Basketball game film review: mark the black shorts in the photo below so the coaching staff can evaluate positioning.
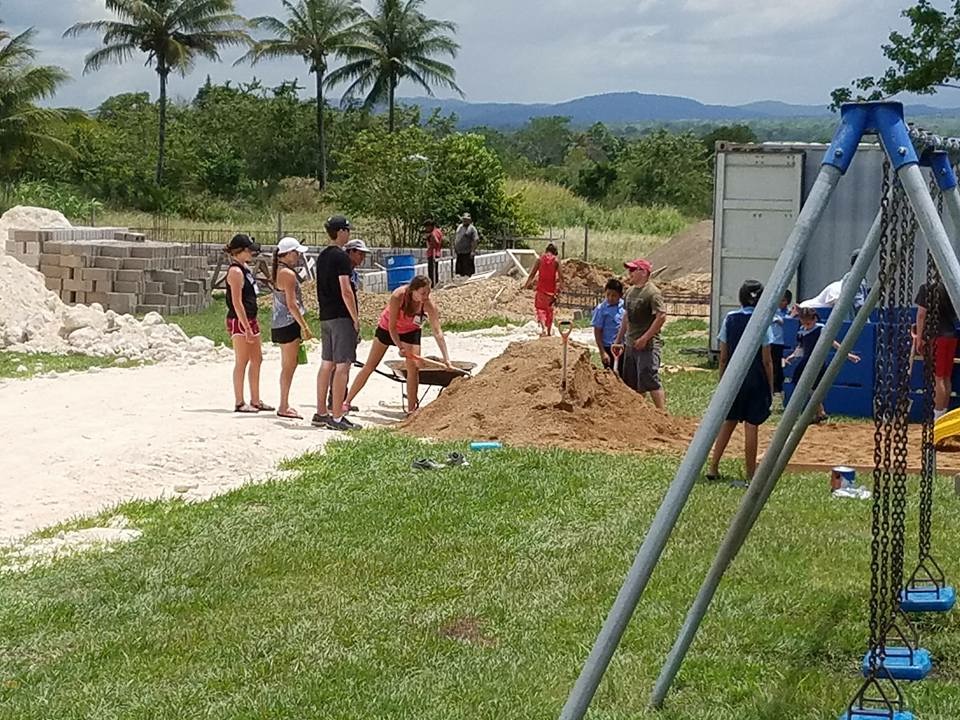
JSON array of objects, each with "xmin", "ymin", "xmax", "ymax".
[
  {"xmin": 271, "ymin": 322, "xmax": 301, "ymax": 345},
  {"xmin": 375, "ymin": 326, "xmax": 422, "ymax": 347}
]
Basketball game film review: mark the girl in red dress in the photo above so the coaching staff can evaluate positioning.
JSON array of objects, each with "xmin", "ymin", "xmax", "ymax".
[{"xmin": 525, "ymin": 243, "xmax": 563, "ymax": 336}]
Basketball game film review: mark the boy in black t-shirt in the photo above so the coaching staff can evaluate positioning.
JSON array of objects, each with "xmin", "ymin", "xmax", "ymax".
[{"xmin": 313, "ymin": 215, "xmax": 361, "ymax": 431}]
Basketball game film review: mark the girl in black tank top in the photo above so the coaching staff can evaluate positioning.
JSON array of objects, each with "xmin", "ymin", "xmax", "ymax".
[{"xmin": 224, "ymin": 235, "xmax": 274, "ymax": 414}]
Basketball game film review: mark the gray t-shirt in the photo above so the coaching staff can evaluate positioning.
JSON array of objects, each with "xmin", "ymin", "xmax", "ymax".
[{"xmin": 454, "ymin": 224, "xmax": 479, "ymax": 254}]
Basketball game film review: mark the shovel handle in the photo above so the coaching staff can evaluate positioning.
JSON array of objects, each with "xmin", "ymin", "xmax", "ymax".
[{"xmin": 558, "ymin": 320, "xmax": 573, "ymax": 341}]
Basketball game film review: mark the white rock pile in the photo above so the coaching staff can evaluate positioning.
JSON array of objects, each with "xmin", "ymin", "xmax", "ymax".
[{"xmin": 0, "ymin": 206, "xmax": 226, "ymax": 363}]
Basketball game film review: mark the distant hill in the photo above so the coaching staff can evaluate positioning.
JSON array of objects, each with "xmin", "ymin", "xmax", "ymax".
[{"xmin": 401, "ymin": 91, "xmax": 960, "ymax": 129}]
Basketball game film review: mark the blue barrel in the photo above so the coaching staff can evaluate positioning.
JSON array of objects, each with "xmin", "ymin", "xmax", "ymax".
[{"xmin": 386, "ymin": 254, "xmax": 416, "ymax": 291}]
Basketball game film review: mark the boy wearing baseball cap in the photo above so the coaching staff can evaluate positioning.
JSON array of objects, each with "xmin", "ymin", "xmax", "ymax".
[
  {"xmin": 616, "ymin": 258, "xmax": 668, "ymax": 409},
  {"xmin": 314, "ymin": 215, "xmax": 361, "ymax": 431}
]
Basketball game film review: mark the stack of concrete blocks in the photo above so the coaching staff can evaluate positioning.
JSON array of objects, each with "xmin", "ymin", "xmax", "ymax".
[{"xmin": 5, "ymin": 228, "xmax": 211, "ymax": 316}]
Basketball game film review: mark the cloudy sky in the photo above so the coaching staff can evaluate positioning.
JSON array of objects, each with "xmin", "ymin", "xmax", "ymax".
[{"xmin": 5, "ymin": 0, "xmax": 956, "ymax": 110}]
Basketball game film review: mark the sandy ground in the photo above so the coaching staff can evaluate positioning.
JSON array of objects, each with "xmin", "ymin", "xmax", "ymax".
[{"xmin": 1, "ymin": 323, "xmax": 572, "ymax": 545}]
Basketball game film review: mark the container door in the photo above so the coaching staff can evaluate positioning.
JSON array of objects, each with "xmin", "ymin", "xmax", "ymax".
[{"xmin": 710, "ymin": 151, "xmax": 804, "ymax": 352}]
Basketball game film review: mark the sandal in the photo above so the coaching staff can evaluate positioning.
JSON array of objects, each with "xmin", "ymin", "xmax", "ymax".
[
  {"xmin": 235, "ymin": 403, "xmax": 259, "ymax": 414},
  {"xmin": 255, "ymin": 401, "xmax": 276, "ymax": 412},
  {"xmin": 411, "ymin": 458, "xmax": 444, "ymax": 470},
  {"xmin": 705, "ymin": 472, "xmax": 722, "ymax": 482},
  {"xmin": 277, "ymin": 408, "xmax": 303, "ymax": 420}
]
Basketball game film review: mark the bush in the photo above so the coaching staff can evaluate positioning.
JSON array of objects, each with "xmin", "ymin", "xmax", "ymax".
[
  {"xmin": 2, "ymin": 181, "xmax": 103, "ymax": 221},
  {"xmin": 505, "ymin": 179, "xmax": 591, "ymax": 228},
  {"xmin": 507, "ymin": 178, "xmax": 689, "ymax": 237}
]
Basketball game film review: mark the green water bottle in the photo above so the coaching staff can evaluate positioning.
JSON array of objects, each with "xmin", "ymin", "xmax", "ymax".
[{"xmin": 297, "ymin": 343, "xmax": 308, "ymax": 365}]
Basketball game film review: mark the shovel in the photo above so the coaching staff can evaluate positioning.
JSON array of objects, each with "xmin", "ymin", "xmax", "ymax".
[
  {"xmin": 558, "ymin": 320, "xmax": 573, "ymax": 391},
  {"xmin": 610, "ymin": 343, "xmax": 625, "ymax": 375}
]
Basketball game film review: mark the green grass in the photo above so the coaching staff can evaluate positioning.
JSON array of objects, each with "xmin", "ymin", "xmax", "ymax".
[
  {"xmin": 0, "ymin": 351, "xmax": 140, "ymax": 379},
  {"xmin": 3, "ymin": 433, "xmax": 960, "ymax": 718},
  {"xmin": 162, "ymin": 301, "xmax": 259, "ymax": 347}
]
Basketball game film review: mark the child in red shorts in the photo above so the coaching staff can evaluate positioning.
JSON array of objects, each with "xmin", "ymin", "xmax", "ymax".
[{"xmin": 915, "ymin": 281, "xmax": 958, "ymax": 420}]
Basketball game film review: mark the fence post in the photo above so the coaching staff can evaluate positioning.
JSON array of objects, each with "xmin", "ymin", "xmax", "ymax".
[
  {"xmin": 562, "ymin": 241, "xmax": 566, "ymax": 259},
  {"xmin": 583, "ymin": 224, "xmax": 589, "ymax": 262},
  {"xmin": 276, "ymin": 213, "xmax": 283, "ymax": 242},
  {"xmin": 89, "ymin": 208, "xmax": 96, "ymax": 227}
]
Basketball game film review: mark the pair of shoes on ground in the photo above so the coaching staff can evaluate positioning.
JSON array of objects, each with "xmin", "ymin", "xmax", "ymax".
[
  {"xmin": 310, "ymin": 413, "xmax": 362, "ymax": 431},
  {"xmin": 412, "ymin": 452, "xmax": 469, "ymax": 470},
  {"xmin": 235, "ymin": 401, "xmax": 276, "ymax": 414},
  {"xmin": 704, "ymin": 473, "xmax": 748, "ymax": 489}
]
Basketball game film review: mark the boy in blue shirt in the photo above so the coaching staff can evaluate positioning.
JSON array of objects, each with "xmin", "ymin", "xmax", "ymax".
[{"xmin": 592, "ymin": 278, "xmax": 626, "ymax": 376}]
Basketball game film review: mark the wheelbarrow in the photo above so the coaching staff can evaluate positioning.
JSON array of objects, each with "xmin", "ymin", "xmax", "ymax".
[{"xmin": 357, "ymin": 356, "xmax": 476, "ymax": 410}]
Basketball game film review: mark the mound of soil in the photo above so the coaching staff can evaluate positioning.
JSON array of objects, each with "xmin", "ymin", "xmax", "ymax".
[
  {"xmin": 648, "ymin": 220, "xmax": 713, "ymax": 281},
  {"xmin": 401, "ymin": 338, "xmax": 694, "ymax": 453},
  {"xmin": 560, "ymin": 259, "xmax": 617, "ymax": 296}
]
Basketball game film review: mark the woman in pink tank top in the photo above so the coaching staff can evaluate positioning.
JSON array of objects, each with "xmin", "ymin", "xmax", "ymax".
[
  {"xmin": 524, "ymin": 243, "xmax": 563, "ymax": 336},
  {"xmin": 347, "ymin": 275, "xmax": 452, "ymax": 415}
]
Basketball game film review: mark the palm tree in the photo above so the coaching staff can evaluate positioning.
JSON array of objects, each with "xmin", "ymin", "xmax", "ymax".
[
  {"xmin": 326, "ymin": 0, "xmax": 462, "ymax": 133},
  {"xmin": 0, "ymin": 25, "xmax": 72, "ymax": 177},
  {"xmin": 65, "ymin": 0, "xmax": 250, "ymax": 185},
  {"xmin": 238, "ymin": 0, "xmax": 362, "ymax": 189}
]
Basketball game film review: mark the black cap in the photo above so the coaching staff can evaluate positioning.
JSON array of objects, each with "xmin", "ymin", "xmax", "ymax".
[
  {"xmin": 227, "ymin": 233, "xmax": 261, "ymax": 253},
  {"xmin": 325, "ymin": 215, "xmax": 351, "ymax": 232}
]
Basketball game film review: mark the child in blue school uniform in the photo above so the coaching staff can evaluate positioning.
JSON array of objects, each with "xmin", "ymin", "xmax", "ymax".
[
  {"xmin": 592, "ymin": 278, "xmax": 626, "ymax": 376},
  {"xmin": 770, "ymin": 289, "xmax": 792, "ymax": 404},
  {"xmin": 707, "ymin": 279, "xmax": 775, "ymax": 485},
  {"xmin": 783, "ymin": 307, "xmax": 860, "ymax": 423}
]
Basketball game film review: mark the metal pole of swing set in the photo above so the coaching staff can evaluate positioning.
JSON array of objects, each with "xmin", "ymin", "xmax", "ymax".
[
  {"xmin": 649, "ymin": 103, "xmax": 960, "ymax": 709},
  {"xmin": 650, "ymin": 206, "xmax": 883, "ymax": 707},
  {"xmin": 557, "ymin": 163, "xmax": 844, "ymax": 720},
  {"xmin": 902, "ymin": 162, "xmax": 960, "ymax": 323}
]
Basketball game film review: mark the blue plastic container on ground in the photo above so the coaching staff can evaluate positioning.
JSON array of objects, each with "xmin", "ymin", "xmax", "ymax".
[
  {"xmin": 860, "ymin": 646, "xmax": 933, "ymax": 681},
  {"xmin": 386, "ymin": 254, "xmax": 417, "ymax": 291}
]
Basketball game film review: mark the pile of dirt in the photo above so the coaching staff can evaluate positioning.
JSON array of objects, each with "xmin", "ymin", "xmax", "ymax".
[
  {"xmin": 560, "ymin": 259, "xmax": 617, "ymax": 295},
  {"xmin": 401, "ymin": 338, "xmax": 694, "ymax": 453},
  {"xmin": 648, "ymin": 220, "xmax": 713, "ymax": 281},
  {"xmin": 657, "ymin": 272, "xmax": 712, "ymax": 300},
  {"xmin": 297, "ymin": 276, "xmax": 535, "ymax": 325}
]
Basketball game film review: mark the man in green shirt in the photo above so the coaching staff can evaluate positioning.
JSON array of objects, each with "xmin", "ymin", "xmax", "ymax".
[{"xmin": 616, "ymin": 258, "xmax": 668, "ymax": 409}]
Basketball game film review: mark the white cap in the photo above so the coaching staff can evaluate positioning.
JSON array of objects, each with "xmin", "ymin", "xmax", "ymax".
[
  {"xmin": 344, "ymin": 238, "xmax": 371, "ymax": 253},
  {"xmin": 277, "ymin": 236, "xmax": 308, "ymax": 254}
]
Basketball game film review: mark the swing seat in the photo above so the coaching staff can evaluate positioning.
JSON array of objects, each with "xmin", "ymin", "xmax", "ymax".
[
  {"xmin": 900, "ymin": 584, "xmax": 956, "ymax": 613},
  {"xmin": 860, "ymin": 646, "xmax": 933, "ymax": 681},
  {"xmin": 839, "ymin": 709, "xmax": 914, "ymax": 720}
]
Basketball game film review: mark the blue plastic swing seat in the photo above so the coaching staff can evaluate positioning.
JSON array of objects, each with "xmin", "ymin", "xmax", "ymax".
[
  {"xmin": 839, "ymin": 709, "xmax": 914, "ymax": 720},
  {"xmin": 900, "ymin": 585, "xmax": 957, "ymax": 613},
  {"xmin": 861, "ymin": 646, "xmax": 933, "ymax": 681}
]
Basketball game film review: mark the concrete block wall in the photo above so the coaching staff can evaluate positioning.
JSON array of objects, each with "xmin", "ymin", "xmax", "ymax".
[
  {"xmin": 6, "ymin": 228, "xmax": 210, "ymax": 316},
  {"xmin": 358, "ymin": 251, "xmax": 513, "ymax": 294}
]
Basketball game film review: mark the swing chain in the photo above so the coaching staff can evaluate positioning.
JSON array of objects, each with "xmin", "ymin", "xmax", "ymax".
[
  {"xmin": 890, "ymin": 179, "xmax": 915, "ymax": 604},
  {"xmin": 869, "ymin": 157, "xmax": 894, "ymax": 669}
]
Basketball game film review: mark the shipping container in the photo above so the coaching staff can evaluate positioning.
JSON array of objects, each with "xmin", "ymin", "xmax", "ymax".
[{"xmin": 709, "ymin": 142, "xmax": 954, "ymax": 354}]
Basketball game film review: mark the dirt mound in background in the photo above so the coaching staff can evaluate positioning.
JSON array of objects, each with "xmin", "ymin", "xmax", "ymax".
[
  {"xmin": 560, "ymin": 259, "xmax": 618, "ymax": 295},
  {"xmin": 296, "ymin": 276, "xmax": 534, "ymax": 325},
  {"xmin": 401, "ymin": 338, "xmax": 694, "ymax": 453},
  {"xmin": 648, "ymin": 220, "xmax": 713, "ymax": 281}
]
